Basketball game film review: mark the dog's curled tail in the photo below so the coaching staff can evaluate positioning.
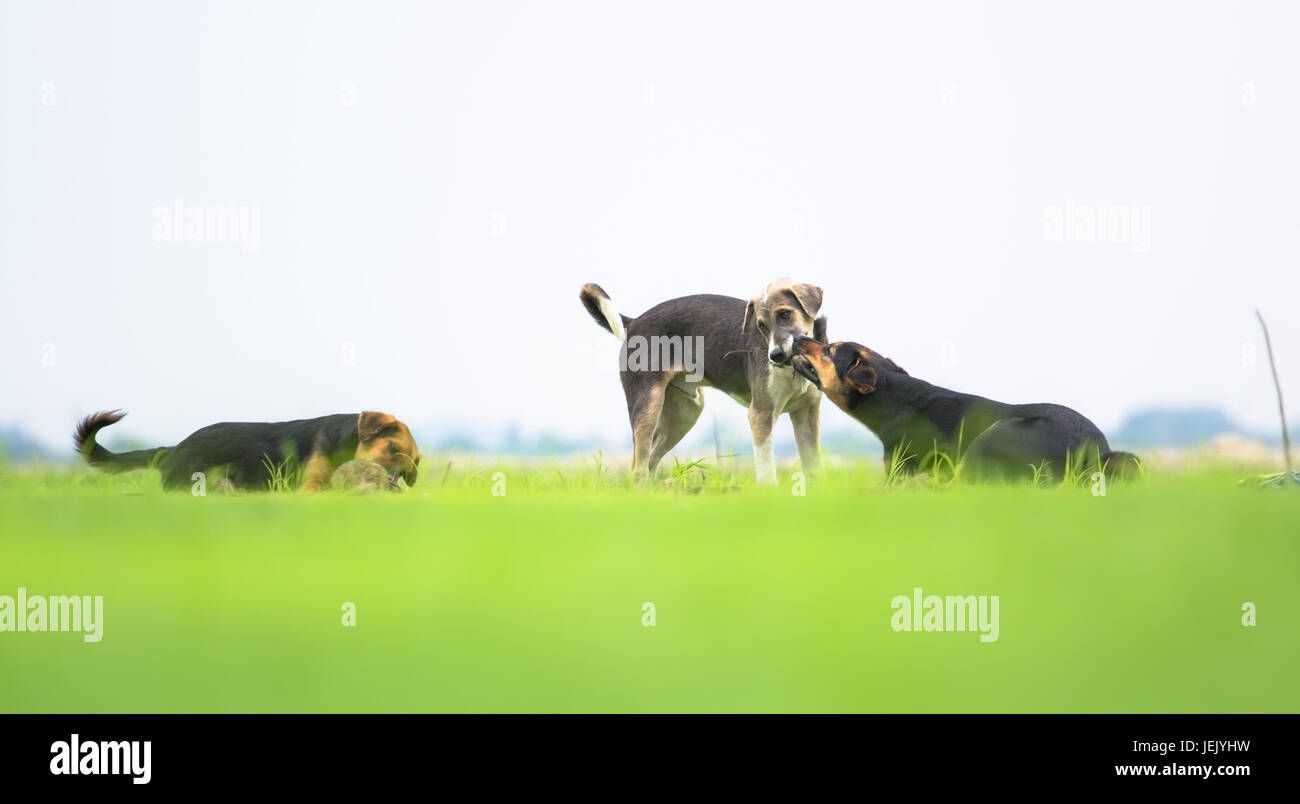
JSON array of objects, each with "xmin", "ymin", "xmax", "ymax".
[
  {"xmin": 580, "ymin": 283, "xmax": 629, "ymax": 342},
  {"xmin": 74, "ymin": 410, "xmax": 166, "ymax": 473},
  {"xmin": 1102, "ymin": 450, "xmax": 1142, "ymax": 481}
]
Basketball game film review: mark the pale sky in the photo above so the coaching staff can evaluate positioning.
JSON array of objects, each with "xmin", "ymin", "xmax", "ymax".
[{"xmin": 3, "ymin": 0, "xmax": 1298, "ymax": 456}]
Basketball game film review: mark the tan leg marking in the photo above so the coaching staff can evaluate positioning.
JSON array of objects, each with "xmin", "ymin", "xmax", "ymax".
[{"xmin": 300, "ymin": 452, "xmax": 334, "ymax": 493}]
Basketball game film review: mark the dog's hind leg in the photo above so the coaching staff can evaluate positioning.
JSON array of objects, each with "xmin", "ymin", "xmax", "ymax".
[
  {"xmin": 627, "ymin": 377, "xmax": 669, "ymax": 484},
  {"xmin": 648, "ymin": 381, "xmax": 705, "ymax": 474},
  {"xmin": 156, "ymin": 450, "xmax": 198, "ymax": 491},
  {"xmin": 160, "ymin": 466, "xmax": 194, "ymax": 491},
  {"xmin": 1102, "ymin": 450, "xmax": 1142, "ymax": 481},
  {"xmin": 961, "ymin": 418, "xmax": 1062, "ymax": 482}
]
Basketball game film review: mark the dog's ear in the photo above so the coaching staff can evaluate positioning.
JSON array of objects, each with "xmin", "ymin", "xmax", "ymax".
[
  {"xmin": 742, "ymin": 297, "xmax": 760, "ymax": 335},
  {"xmin": 863, "ymin": 345, "xmax": 907, "ymax": 376},
  {"xmin": 813, "ymin": 315, "xmax": 827, "ymax": 343},
  {"xmin": 844, "ymin": 355, "xmax": 878, "ymax": 395},
  {"xmin": 357, "ymin": 411, "xmax": 397, "ymax": 442},
  {"xmin": 791, "ymin": 283, "xmax": 824, "ymax": 318}
]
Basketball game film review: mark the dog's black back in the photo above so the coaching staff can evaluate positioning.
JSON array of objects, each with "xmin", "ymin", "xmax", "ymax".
[
  {"xmin": 626, "ymin": 294, "xmax": 753, "ymax": 401},
  {"xmin": 161, "ymin": 415, "xmax": 362, "ymax": 488},
  {"xmin": 864, "ymin": 370, "xmax": 1110, "ymax": 463}
]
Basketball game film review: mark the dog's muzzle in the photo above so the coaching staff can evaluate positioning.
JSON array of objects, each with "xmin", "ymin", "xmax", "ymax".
[
  {"xmin": 791, "ymin": 355, "xmax": 820, "ymax": 387},
  {"xmin": 390, "ymin": 454, "xmax": 418, "ymax": 490},
  {"xmin": 789, "ymin": 336, "xmax": 821, "ymax": 385},
  {"xmin": 769, "ymin": 334, "xmax": 802, "ymax": 366}
]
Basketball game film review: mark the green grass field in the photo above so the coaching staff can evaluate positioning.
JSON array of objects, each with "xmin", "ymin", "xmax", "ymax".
[{"xmin": 0, "ymin": 458, "xmax": 1296, "ymax": 713}]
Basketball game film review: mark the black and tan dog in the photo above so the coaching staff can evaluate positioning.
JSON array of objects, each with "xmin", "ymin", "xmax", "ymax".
[
  {"xmin": 789, "ymin": 337, "xmax": 1139, "ymax": 481},
  {"xmin": 74, "ymin": 410, "xmax": 420, "ymax": 491}
]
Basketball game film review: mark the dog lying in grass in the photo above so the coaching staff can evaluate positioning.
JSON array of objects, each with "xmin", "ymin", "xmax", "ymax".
[
  {"xmin": 789, "ymin": 337, "xmax": 1140, "ymax": 482},
  {"xmin": 74, "ymin": 411, "xmax": 420, "ymax": 491}
]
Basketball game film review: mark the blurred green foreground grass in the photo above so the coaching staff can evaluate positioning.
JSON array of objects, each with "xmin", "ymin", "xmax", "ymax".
[{"xmin": 0, "ymin": 460, "xmax": 1296, "ymax": 712}]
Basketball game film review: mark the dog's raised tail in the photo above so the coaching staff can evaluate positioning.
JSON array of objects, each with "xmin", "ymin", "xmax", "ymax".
[
  {"xmin": 74, "ymin": 411, "xmax": 166, "ymax": 472},
  {"xmin": 580, "ymin": 283, "xmax": 629, "ymax": 342}
]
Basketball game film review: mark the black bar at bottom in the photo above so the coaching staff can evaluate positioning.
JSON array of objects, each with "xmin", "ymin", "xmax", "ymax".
[{"xmin": 0, "ymin": 714, "xmax": 1287, "ymax": 790}]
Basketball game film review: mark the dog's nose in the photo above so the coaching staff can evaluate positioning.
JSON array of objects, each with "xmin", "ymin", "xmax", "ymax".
[
  {"xmin": 769, "ymin": 348, "xmax": 786, "ymax": 363},
  {"xmin": 790, "ymin": 336, "xmax": 816, "ymax": 356}
]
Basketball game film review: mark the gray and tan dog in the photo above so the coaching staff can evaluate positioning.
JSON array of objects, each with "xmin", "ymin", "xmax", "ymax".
[{"xmin": 580, "ymin": 279, "xmax": 827, "ymax": 484}]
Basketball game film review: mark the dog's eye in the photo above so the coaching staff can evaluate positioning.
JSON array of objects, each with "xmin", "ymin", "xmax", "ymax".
[
  {"xmin": 777, "ymin": 310, "xmax": 792, "ymax": 322},
  {"xmin": 388, "ymin": 443, "xmax": 399, "ymax": 455}
]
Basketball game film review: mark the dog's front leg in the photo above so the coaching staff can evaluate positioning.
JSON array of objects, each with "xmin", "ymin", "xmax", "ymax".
[
  {"xmin": 748, "ymin": 405, "xmax": 778, "ymax": 485},
  {"xmin": 299, "ymin": 452, "xmax": 333, "ymax": 493},
  {"xmin": 790, "ymin": 401, "xmax": 822, "ymax": 479}
]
